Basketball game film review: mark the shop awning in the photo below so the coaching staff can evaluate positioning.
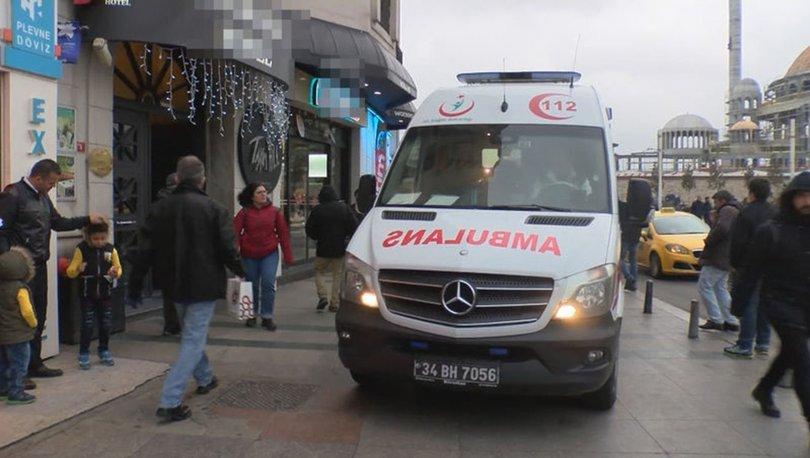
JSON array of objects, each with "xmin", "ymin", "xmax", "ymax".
[
  {"xmin": 383, "ymin": 101, "xmax": 416, "ymax": 130},
  {"xmin": 76, "ymin": 0, "xmax": 290, "ymax": 85},
  {"xmin": 291, "ymin": 19, "xmax": 417, "ymax": 113}
]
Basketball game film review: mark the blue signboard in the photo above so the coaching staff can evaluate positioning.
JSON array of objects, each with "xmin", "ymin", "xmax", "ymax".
[
  {"xmin": 57, "ymin": 21, "xmax": 81, "ymax": 64},
  {"xmin": 3, "ymin": 0, "xmax": 62, "ymax": 78}
]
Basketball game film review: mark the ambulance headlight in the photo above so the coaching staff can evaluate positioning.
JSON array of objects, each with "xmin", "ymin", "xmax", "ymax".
[
  {"xmin": 554, "ymin": 264, "xmax": 617, "ymax": 320},
  {"xmin": 342, "ymin": 254, "xmax": 379, "ymax": 308}
]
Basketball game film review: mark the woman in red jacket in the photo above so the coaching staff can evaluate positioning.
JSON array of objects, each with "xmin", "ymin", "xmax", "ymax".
[{"xmin": 234, "ymin": 183, "xmax": 293, "ymax": 331}]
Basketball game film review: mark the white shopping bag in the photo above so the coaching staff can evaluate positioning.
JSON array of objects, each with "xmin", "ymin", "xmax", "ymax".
[{"xmin": 227, "ymin": 278, "xmax": 255, "ymax": 320}]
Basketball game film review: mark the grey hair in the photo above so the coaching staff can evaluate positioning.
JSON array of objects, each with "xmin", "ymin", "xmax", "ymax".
[{"xmin": 176, "ymin": 156, "xmax": 205, "ymax": 186}]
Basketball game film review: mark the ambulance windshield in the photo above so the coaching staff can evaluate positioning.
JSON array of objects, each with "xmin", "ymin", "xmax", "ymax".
[{"xmin": 379, "ymin": 124, "xmax": 610, "ymax": 213}]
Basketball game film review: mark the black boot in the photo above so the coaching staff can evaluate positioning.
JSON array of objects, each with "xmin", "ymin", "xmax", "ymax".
[
  {"xmin": 752, "ymin": 385, "xmax": 781, "ymax": 418},
  {"xmin": 156, "ymin": 405, "xmax": 192, "ymax": 422},
  {"xmin": 262, "ymin": 318, "xmax": 277, "ymax": 331},
  {"xmin": 245, "ymin": 318, "xmax": 257, "ymax": 328}
]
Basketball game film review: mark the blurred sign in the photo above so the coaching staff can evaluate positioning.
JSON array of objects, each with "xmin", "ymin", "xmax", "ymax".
[
  {"xmin": 5, "ymin": 0, "xmax": 62, "ymax": 78},
  {"xmin": 57, "ymin": 21, "xmax": 81, "ymax": 64}
]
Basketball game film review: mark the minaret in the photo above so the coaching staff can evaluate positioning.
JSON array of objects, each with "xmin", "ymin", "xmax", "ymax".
[{"xmin": 727, "ymin": 0, "xmax": 742, "ymax": 129}]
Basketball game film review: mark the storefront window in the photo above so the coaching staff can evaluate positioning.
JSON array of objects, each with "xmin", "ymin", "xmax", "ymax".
[{"xmin": 287, "ymin": 137, "xmax": 331, "ymax": 264}]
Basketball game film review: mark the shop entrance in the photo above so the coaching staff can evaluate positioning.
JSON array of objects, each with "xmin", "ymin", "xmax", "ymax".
[{"xmin": 286, "ymin": 137, "xmax": 332, "ymax": 264}]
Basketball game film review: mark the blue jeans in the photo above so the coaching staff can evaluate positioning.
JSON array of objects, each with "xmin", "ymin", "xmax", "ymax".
[
  {"xmin": 698, "ymin": 265, "xmax": 737, "ymax": 324},
  {"xmin": 243, "ymin": 251, "xmax": 279, "ymax": 319},
  {"xmin": 159, "ymin": 301, "xmax": 215, "ymax": 409},
  {"xmin": 1, "ymin": 341, "xmax": 31, "ymax": 397},
  {"xmin": 620, "ymin": 240, "xmax": 639, "ymax": 284},
  {"xmin": 736, "ymin": 281, "xmax": 770, "ymax": 350}
]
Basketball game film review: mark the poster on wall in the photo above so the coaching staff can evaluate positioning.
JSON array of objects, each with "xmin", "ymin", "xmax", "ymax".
[
  {"xmin": 57, "ymin": 154, "xmax": 76, "ymax": 200},
  {"xmin": 57, "ymin": 21, "xmax": 81, "ymax": 64},
  {"xmin": 57, "ymin": 107, "xmax": 76, "ymax": 151}
]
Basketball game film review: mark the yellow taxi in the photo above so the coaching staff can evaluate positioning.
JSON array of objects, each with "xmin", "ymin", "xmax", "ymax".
[{"xmin": 636, "ymin": 208, "xmax": 710, "ymax": 278}]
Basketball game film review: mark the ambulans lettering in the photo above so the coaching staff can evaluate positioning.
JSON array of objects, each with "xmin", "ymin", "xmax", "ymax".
[{"xmin": 382, "ymin": 229, "xmax": 561, "ymax": 256}]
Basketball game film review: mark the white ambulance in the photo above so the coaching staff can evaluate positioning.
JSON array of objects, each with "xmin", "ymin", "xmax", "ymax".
[{"xmin": 337, "ymin": 72, "xmax": 640, "ymax": 409}]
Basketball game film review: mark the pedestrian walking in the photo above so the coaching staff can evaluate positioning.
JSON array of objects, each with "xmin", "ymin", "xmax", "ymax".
[
  {"xmin": 618, "ymin": 179, "xmax": 653, "ymax": 292},
  {"xmin": 128, "ymin": 156, "xmax": 245, "ymax": 422},
  {"xmin": 732, "ymin": 171, "xmax": 810, "ymax": 423},
  {"xmin": 233, "ymin": 183, "xmax": 293, "ymax": 331},
  {"xmin": 65, "ymin": 221, "xmax": 122, "ymax": 369},
  {"xmin": 690, "ymin": 197, "xmax": 705, "ymax": 220},
  {"xmin": 698, "ymin": 190, "xmax": 741, "ymax": 331},
  {"xmin": 0, "ymin": 247, "xmax": 37, "ymax": 405},
  {"xmin": 306, "ymin": 185, "xmax": 358, "ymax": 312},
  {"xmin": 157, "ymin": 172, "xmax": 181, "ymax": 335},
  {"xmin": 0, "ymin": 159, "xmax": 103, "ymax": 380},
  {"xmin": 725, "ymin": 178, "xmax": 776, "ymax": 358}
]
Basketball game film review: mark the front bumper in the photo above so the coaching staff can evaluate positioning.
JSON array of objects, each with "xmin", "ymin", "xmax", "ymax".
[
  {"xmin": 662, "ymin": 252, "xmax": 701, "ymax": 275},
  {"xmin": 335, "ymin": 299, "xmax": 621, "ymax": 396}
]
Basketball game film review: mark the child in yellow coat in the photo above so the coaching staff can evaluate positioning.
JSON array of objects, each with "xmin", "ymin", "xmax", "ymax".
[{"xmin": 0, "ymin": 247, "xmax": 37, "ymax": 405}]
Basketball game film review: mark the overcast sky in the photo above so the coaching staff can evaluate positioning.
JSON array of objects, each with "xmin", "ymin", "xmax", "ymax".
[{"xmin": 401, "ymin": 0, "xmax": 810, "ymax": 154}]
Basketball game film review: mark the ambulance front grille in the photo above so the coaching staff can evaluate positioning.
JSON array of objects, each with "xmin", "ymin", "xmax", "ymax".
[{"xmin": 378, "ymin": 270, "xmax": 553, "ymax": 327}]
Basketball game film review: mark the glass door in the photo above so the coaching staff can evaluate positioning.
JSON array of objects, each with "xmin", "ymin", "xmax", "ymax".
[{"xmin": 286, "ymin": 137, "xmax": 330, "ymax": 264}]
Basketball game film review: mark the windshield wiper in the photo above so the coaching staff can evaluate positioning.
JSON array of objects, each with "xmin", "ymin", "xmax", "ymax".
[{"xmin": 488, "ymin": 204, "xmax": 572, "ymax": 212}]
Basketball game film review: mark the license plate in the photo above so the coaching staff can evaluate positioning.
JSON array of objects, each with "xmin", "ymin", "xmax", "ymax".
[{"xmin": 413, "ymin": 357, "xmax": 500, "ymax": 387}]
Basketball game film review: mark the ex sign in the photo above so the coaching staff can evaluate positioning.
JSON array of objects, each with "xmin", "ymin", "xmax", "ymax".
[{"xmin": 3, "ymin": 0, "xmax": 62, "ymax": 79}]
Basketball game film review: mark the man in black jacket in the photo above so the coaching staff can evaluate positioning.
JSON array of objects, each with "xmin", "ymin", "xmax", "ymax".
[
  {"xmin": 698, "ymin": 190, "xmax": 741, "ymax": 331},
  {"xmin": 733, "ymin": 171, "xmax": 810, "ymax": 422},
  {"xmin": 725, "ymin": 178, "xmax": 776, "ymax": 358},
  {"xmin": 129, "ymin": 156, "xmax": 245, "ymax": 422},
  {"xmin": 306, "ymin": 185, "xmax": 358, "ymax": 312},
  {"xmin": 1, "ymin": 159, "xmax": 103, "ymax": 378},
  {"xmin": 156, "ymin": 172, "xmax": 180, "ymax": 336}
]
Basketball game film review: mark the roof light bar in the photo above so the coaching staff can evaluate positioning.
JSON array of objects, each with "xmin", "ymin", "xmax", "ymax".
[{"xmin": 457, "ymin": 71, "xmax": 582, "ymax": 84}]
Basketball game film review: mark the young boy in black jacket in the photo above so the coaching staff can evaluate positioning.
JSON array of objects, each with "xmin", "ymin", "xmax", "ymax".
[{"xmin": 66, "ymin": 222, "xmax": 122, "ymax": 370}]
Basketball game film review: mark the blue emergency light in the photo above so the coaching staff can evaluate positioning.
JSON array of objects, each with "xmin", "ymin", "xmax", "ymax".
[{"xmin": 457, "ymin": 71, "xmax": 581, "ymax": 84}]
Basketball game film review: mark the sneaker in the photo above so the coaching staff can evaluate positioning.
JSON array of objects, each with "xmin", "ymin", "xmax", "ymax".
[
  {"xmin": 699, "ymin": 321, "xmax": 724, "ymax": 331},
  {"xmin": 624, "ymin": 281, "xmax": 637, "ymax": 292},
  {"xmin": 724, "ymin": 345, "xmax": 753, "ymax": 359},
  {"xmin": 245, "ymin": 318, "xmax": 257, "ymax": 328},
  {"xmin": 196, "ymin": 376, "xmax": 219, "ymax": 395},
  {"xmin": 28, "ymin": 365, "xmax": 63, "ymax": 378},
  {"xmin": 316, "ymin": 298, "xmax": 328, "ymax": 313},
  {"xmin": 6, "ymin": 392, "xmax": 36, "ymax": 405},
  {"xmin": 723, "ymin": 322, "xmax": 741, "ymax": 332},
  {"xmin": 78, "ymin": 352, "xmax": 91, "ymax": 370},
  {"xmin": 99, "ymin": 350, "xmax": 115, "ymax": 367},
  {"xmin": 262, "ymin": 318, "xmax": 277, "ymax": 332},
  {"xmin": 24, "ymin": 378, "xmax": 36, "ymax": 390},
  {"xmin": 752, "ymin": 386, "xmax": 781, "ymax": 418},
  {"xmin": 755, "ymin": 346, "xmax": 770, "ymax": 356},
  {"xmin": 156, "ymin": 405, "xmax": 192, "ymax": 422},
  {"xmin": 162, "ymin": 327, "xmax": 181, "ymax": 337},
  {"xmin": 328, "ymin": 304, "xmax": 339, "ymax": 313}
]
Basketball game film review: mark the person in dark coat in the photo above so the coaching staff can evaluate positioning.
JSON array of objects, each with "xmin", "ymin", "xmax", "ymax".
[
  {"xmin": 618, "ymin": 179, "xmax": 653, "ymax": 291},
  {"xmin": 732, "ymin": 171, "xmax": 810, "ymax": 421},
  {"xmin": 690, "ymin": 197, "xmax": 705, "ymax": 220},
  {"xmin": 128, "ymin": 156, "xmax": 245, "ymax": 422},
  {"xmin": 702, "ymin": 197, "xmax": 712, "ymax": 223},
  {"xmin": 724, "ymin": 178, "xmax": 777, "ymax": 357},
  {"xmin": 1, "ymin": 159, "xmax": 103, "ymax": 379},
  {"xmin": 156, "ymin": 172, "xmax": 180, "ymax": 335},
  {"xmin": 305, "ymin": 185, "xmax": 358, "ymax": 312},
  {"xmin": 698, "ymin": 190, "xmax": 741, "ymax": 331}
]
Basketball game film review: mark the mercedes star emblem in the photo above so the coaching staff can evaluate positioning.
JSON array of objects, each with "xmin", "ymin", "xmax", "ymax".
[{"xmin": 441, "ymin": 280, "xmax": 477, "ymax": 316}]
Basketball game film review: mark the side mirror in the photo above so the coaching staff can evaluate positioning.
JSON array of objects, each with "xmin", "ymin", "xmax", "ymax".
[
  {"xmin": 356, "ymin": 174, "xmax": 376, "ymax": 214},
  {"xmin": 640, "ymin": 228, "xmax": 650, "ymax": 240}
]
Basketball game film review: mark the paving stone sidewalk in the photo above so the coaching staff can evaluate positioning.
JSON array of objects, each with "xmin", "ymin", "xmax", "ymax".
[{"xmin": 1, "ymin": 280, "xmax": 807, "ymax": 457}]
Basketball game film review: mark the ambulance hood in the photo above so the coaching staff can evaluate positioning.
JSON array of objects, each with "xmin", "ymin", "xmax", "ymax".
[{"xmin": 349, "ymin": 208, "xmax": 616, "ymax": 280}]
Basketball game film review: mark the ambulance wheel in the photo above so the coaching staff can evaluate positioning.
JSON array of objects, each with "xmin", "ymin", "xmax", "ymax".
[
  {"xmin": 350, "ymin": 371, "xmax": 379, "ymax": 389},
  {"xmin": 580, "ymin": 366, "xmax": 617, "ymax": 411},
  {"xmin": 649, "ymin": 252, "xmax": 664, "ymax": 279}
]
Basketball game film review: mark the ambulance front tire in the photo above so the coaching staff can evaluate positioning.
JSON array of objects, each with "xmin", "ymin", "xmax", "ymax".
[
  {"xmin": 579, "ymin": 366, "xmax": 617, "ymax": 411},
  {"xmin": 350, "ymin": 371, "xmax": 380, "ymax": 390}
]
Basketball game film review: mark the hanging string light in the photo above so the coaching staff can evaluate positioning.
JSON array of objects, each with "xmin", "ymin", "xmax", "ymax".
[
  {"xmin": 139, "ymin": 43, "xmax": 152, "ymax": 77},
  {"xmin": 182, "ymin": 54, "xmax": 198, "ymax": 125},
  {"xmin": 217, "ymin": 61, "xmax": 226, "ymax": 136},
  {"xmin": 164, "ymin": 48, "xmax": 177, "ymax": 121}
]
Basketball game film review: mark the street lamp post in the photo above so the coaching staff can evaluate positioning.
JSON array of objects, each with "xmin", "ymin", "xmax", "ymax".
[{"xmin": 657, "ymin": 148, "xmax": 663, "ymax": 209}]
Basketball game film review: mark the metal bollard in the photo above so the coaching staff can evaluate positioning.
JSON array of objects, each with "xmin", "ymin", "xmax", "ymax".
[
  {"xmin": 643, "ymin": 280, "xmax": 653, "ymax": 314},
  {"xmin": 688, "ymin": 300, "xmax": 700, "ymax": 339}
]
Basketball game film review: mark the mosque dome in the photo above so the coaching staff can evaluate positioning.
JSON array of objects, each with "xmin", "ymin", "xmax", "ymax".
[
  {"xmin": 662, "ymin": 114, "xmax": 714, "ymax": 131},
  {"xmin": 785, "ymin": 46, "xmax": 810, "ymax": 77},
  {"xmin": 732, "ymin": 77, "xmax": 761, "ymax": 97}
]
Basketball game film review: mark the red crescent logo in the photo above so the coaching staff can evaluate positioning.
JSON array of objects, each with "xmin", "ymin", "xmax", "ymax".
[
  {"xmin": 529, "ymin": 93, "xmax": 576, "ymax": 120},
  {"xmin": 439, "ymin": 99, "xmax": 475, "ymax": 117}
]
